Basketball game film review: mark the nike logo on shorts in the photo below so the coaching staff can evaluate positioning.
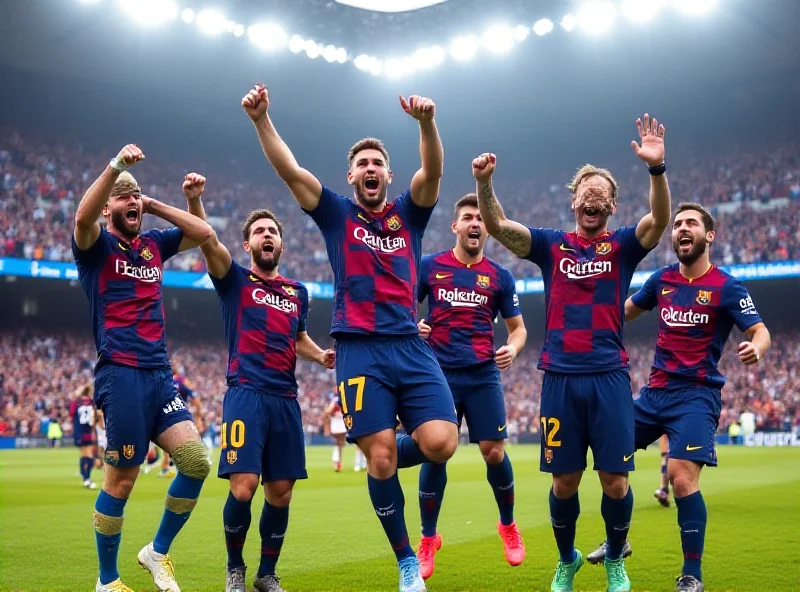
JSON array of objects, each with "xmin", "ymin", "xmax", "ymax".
[{"xmin": 686, "ymin": 445, "xmax": 703, "ymax": 451}]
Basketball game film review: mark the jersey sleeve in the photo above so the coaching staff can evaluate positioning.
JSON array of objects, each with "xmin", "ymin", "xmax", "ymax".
[
  {"xmin": 616, "ymin": 224, "xmax": 653, "ymax": 265},
  {"xmin": 150, "ymin": 227, "xmax": 184, "ymax": 262},
  {"xmin": 523, "ymin": 227, "xmax": 559, "ymax": 266},
  {"xmin": 71, "ymin": 229, "xmax": 108, "ymax": 269},
  {"xmin": 417, "ymin": 255, "xmax": 432, "ymax": 304},
  {"xmin": 630, "ymin": 269, "xmax": 660, "ymax": 311},
  {"xmin": 498, "ymin": 267, "xmax": 522, "ymax": 319},
  {"xmin": 721, "ymin": 278, "xmax": 764, "ymax": 332},
  {"xmin": 302, "ymin": 186, "xmax": 348, "ymax": 233},
  {"xmin": 298, "ymin": 284, "xmax": 309, "ymax": 333},
  {"xmin": 210, "ymin": 261, "xmax": 241, "ymax": 297},
  {"xmin": 396, "ymin": 189, "xmax": 434, "ymax": 234},
  {"xmin": 69, "ymin": 400, "xmax": 77, "ymax": 418}
]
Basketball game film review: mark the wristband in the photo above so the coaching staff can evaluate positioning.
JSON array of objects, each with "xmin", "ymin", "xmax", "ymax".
[
  {"xmin": 109, "ymin": 156, "xmax": 128, "ymax": 172},
  {"xmin": 648, "ymin": 162, "xmax": 666, "ymax": 176}
]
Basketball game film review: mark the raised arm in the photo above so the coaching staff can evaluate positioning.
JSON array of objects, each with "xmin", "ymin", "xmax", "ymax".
[
  {"xmin": 473, "ymin": 153, "xmax": 532, "ymax": 258},
  {"xmin": 400, "ymin": 95, "xmax": 443, "ymax": 208},
  {"xmin": 296, "ymin": 332, "xmax": 335, "ymax": 369},
  {"xmin": 140, "ymin": 192, "xmax": 214, "ymax": 251},
  {"xmin": 73, "ymin": 145, "xmax": 144, "ymax": 250},
  {"xmin": 183, "ymin": 173, "xmax": 233, "ymax": 279},
  {"xmin": 242, "ymin": 85, "xmax": 322, "ymax": 211},
  {"xmin": 632, "ymin": 114, "xmax": 671, "ymax": 250}
]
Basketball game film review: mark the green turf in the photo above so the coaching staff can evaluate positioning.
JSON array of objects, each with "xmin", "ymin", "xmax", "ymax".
[{"xmin": 1, "ymin": 445, "xmax": 798, "ymax": 591}]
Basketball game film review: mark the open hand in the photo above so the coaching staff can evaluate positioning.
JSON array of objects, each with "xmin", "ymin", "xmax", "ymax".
[{"xmin": 631, "ymin": 113, "xmax": 665, "ymax": 167}]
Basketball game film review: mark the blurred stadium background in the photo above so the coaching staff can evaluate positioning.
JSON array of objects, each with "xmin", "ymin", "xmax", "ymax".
[{"xmin": 0, "ymin": 0, "xmax": 799, "ymax": 590}]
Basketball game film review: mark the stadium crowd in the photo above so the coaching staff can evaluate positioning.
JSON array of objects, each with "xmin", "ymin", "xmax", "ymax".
[
  {"xmin": 1, "ymin": 130, "xmax": 799, "ymax": 281},
  {"xmin": 1, "ymin": 329, "xmax": 797, "ymax": 442}
]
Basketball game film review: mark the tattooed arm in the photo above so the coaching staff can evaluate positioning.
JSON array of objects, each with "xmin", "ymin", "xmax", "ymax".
[{"xmin": 473, "ymin": 153, "xmax": 532, "ymax": 258}]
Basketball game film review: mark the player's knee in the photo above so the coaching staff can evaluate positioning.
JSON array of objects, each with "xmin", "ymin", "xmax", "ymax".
[
  {"xmin": 171, "ymin": 440, "xmax": 211, "ymax": 480},
  {"xmin": 366, "ymin": 446, "xmax": 396, "ymax": 478},
  {"xmin": 669, "ymin": 469, "xmax": 699, "ymax": 498},
  {"xmin": 265, "ymin": 480, "xmax": 295, "ymax": 508},
  {"xmin": 552, "ymin": 472, "xmax": 582, "ymax": 498},
  {"xmin": 230, "ymin": 474, "xmax": 259, "ymax": 502},
  {"xmin": 479, "ymin": 440, "xmax": 505, "ymax": 465},
  {"xmin": 598, "ymin": 471, "xmax": 629, "ymax": 499},
  {"xmin": 418, "ymin": 426, "xmax": 458, "ymax": 463}
]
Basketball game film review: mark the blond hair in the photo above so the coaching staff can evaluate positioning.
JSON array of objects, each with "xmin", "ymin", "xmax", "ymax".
[{"xmin": 567, "ymin": 164, "xmax": 619, "ymax": 202}]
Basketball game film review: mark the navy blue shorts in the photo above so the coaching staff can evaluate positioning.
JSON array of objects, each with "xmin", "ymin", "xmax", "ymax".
[
  {"xmin": 334, "ymin": 336, "xmax": 457, "ymax": 442},
  {"xmin": 218, "ymin": 386, "xmax": 308, "ymax": 483},
  {"xmin": 539, "ymin": 369, "xmax": 635, "ymax": 474},
  {"xmin": 444, "ymin": 364, "xmax": 507, "ymax": 443},
  {"xmin": 634, "ymin": 385, "xmax": 721, "ymax": 467},
  {"xmin": 94, "ymin": 364, "xmax": 193, "ymax": 468}
]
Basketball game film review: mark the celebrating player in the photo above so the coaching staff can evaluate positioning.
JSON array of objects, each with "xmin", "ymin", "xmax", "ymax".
[
  {"xmin": 71, "ymin": 384, "xmax": 97, "ymax": 489},
  {"xmin": 185, "ymin": 188, "xmax": 334, "ymax": 592},
  {"xmin": 414, "ymin": 193, "xmax": 528, "ymax": 579},
  {"xmin": 475, "ymin": 114, "xmax": 672, "ymax": 592},
  {"xmin": 242, "ymin": 84, "xmax": 458, "ymax": 591},
  {"xmin": 588, "ymin": 203, "xmax": 771, "ymax": 592},
  {"xmin": 72, "ymin": 146, "xmax": 214, "ymax": 592}
]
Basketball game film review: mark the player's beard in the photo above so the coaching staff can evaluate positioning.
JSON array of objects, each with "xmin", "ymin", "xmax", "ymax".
[
  {"xmin": 253, "ymin": 244, "xmax": 282, "ymax": 272},
  {"xmin": 110, "ymin": 208, "xmax": 141, "ymax": 239},
  {"xmin": 356, "ymin": 179, "xmax": 387, "ymax": 210},
  {"xmin": 673, "ymin": 234, "xmax": 708, "ymax": 265},
  {"xmin": 459, "ymin": 231, "xmax": 485, "ymax": 257},
  {"xmin": 574, "ymin": 192, "xmax": 614, "ymax": 236}
]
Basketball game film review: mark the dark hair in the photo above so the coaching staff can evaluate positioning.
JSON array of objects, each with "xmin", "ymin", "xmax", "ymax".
[
  {"xmin": 348, "ymin": 137, "xmax": 390, "ymax": 169},
  {"xmin": 453, "ymin": 193, "xmax": 478, "ymax": 219},
  {"xmin": 675, "ymin": 202, "xmax": 715, "ymax": 232},
  {"xmin": 242, "ymin": 209, "xmax": 284, "ymax": 242}
]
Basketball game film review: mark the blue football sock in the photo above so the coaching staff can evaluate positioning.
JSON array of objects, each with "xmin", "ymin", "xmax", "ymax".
[
  {"xmin": 418, "ymin": 462, "xmax": 447, "ymax": 537},
  {"xmin": 549, "ymin": 489, "xmax": 579, "ymax": 563},
  {"xmin": 676, "ymin": 491, "xmax": 706, "ymax": 580},
  {"xmin": 602, "ymin": 487, "xmax": 634, "ymax": 561},
  {"xmin": 80, "ymin": 456, "xmax": 91, "ymax": 480},
  {"xmin": 258, "ymin": 501, "xmax": 290, "ymax": 578},
  {"xmin": 94, "ymin": 490, "xmax": 127, "ymax": 585},
  {"xmin": 368, "ymin": 473, "xmax": 414, "ymax": 561},
  {"xmin": 152, "ymin": 472, "xmax": 204, "ymax": 555},
  {"xmin": 223, "ymin": 491, "xmax": 252, "ymax": 569},
  {"xmin": 486, "ymin": 452, "xmax": 515, "ymax": 526},
  {"xmin": 396, "ymin": 433, "xmax": 428, "ymax": 469}
]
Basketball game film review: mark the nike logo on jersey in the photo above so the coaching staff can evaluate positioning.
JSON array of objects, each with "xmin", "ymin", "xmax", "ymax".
[
  {"xmin": 117, "ymin": 242, "xmax": 129, "ymax": 251},
  {"xmin": 623, "ymin": 453, "xmax": 634, "ymax": 462},
  {"xmin": 559, "ymin": 244, "xmax": 577, "ymax": 252},
  {"xmin": 435, "ymin": 273, "xmax": 451, "ymax": 279},
  {"xmin": 661, "ymin": 288, "xmax": 675, "ymax": 295},
  {"xmin": 686, "ymin": 445, "xmax": 703, "ymax": 451}
]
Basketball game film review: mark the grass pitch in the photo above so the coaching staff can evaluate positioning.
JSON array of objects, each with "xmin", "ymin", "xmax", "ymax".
[{"xmin": 1, "ymin": 444, "xmax": 798, "ymax": 591}]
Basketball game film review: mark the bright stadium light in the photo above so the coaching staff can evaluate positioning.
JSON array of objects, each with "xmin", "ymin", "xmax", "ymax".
[
  {"xmin": 513, "ymin": 25, "xmax": 529, "ymax": 42},
  {"xmin": 354, "ymin": 54, "xmax": 372, "ymax": 70},
  {"xmin": 336, "ymin": 47, "xmax": 348, "ymax": 63},
  {"xmin": 384, "ymin": 58, "xmax": 404, "ymax": 78},
  {"xmin": 533, "ymin": 18, "xmax": 554, "ymax": 36},
  {"xmin": 411, "ymin": 46, "xmax": 445, "ymax": 70},
  {"xmin": 482, "ymin": 25, "xmax": 514, "ymax": 54},
  {"xmin": 289, "ymin": 35, "xmax": 305, "ymax": 54},
  {"xmin": 620, "ymin": 0, "xmax": 666, "ymax": 22},
  {"xmin": 181, "ymin": 8, "xmax": 194, "ymax": 23},
  {"xmin": 560, "ymin": 13, "xmax": 576, "ymax": 32},
  {"xmin": 304, "ymin": 40, "xmax": 321, "ymax": 59},
  {"xmin": 196, "ymin": 9, "xmax": 227, "ymax": 35},
  {"xmin": 672, "ymin": 0, "xmax": 716, "ymax": 15},
  {"xmin": 118, "ymin": 0, "xmax": 178, "ymax": 26},
  {"xmin": 577, "ymin": 1, "xmax": 617, "ymax": 35},
  {"xmin": 334, "ymin": 0, "xmax": 447, "ymax": 12},
  {"xmin": 322, "ymin": 45, "xmax": 338, "ymax": 62},
  {"xmin": 233, "ymin": 24, "xmax": 244, "ymax": 37},
  {"xmin": 248, "ymin": 22, "xmax": 288, "ymax": 51},
  {"xmin": 450, "ymin": 34, "xmax": 479, "ymax": 61}
]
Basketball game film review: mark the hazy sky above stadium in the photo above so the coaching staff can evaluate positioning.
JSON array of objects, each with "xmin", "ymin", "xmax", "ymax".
[{"xmin": 0, "ymin": 0, "xmax": 798, "ymax": 191}]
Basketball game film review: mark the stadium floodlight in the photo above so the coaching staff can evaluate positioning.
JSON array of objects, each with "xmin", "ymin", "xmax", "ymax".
[
  {"xmin": 560, "ymin": 13, "xmax": 576, "ymax": 32},
  {"xmin": 289, "ymin": 35, "xmax": 305, "ymax": 54},
  {"xmin": 450, "ymin": 35, "xmax": 479, "ymax": 61},
  {"xmin": 672, "ymin": 0, "xmax": 716, "ymax": 15},
  {"xmin": 233, "ymin": 24, "xmax": 244, "ymax": 37},
  {"xmin": 248, "ymin": 22, "xmax": 288, "ymax": 51},
  {"xmin": 336, "ymin": 48, "xmax": 348, "ymax": 63},
  {"xmin": 513, "ymin": 25, "xmax": 529, "ymax": 42},
  {"xmin": 482, "ymin": 25, "xmax": 514, "ymax": 54},
  {"xmin": 118, "ymin": 0, "xmax": 178, "ymax": 26},
  {"xmin": 354, "ymin": 54, "xmax": 372, "ymax": 70},
  {"xmin": 368, "ymin": 59, "xmax": 383, "ymax": 76},
  {"xmin": 181, "ymin": 8, "xmax": 194, "ymax": 23},
  {"xmin": 577, "ymin": 1, "xmax": 617, "ymax": 35},
  {"xmin": 620, "ymin": 0, "xmax": 666, "ymax": 22},
  {"xmin": 196, "ymin": 9, "xmax": 227, "ymax": 35},
  {"xmin": 322, "ymin": 45, "xmax": 339, "ymax": 62},
  {"xmin": 411, "ymin": 46, "xmax": 445, "ymax": 70},
  {"xmin": 304, "ymin": 40, "xmax": 321, "ymax": 59},
  {"xmin": 533, "ymin": 18, "xmax": 554, "ymax": 36},
  {"xmin": 384, "ymin": 58, "xmax": 404, "ymax": 78},
  {"xmin": 334, "ymin": 0, "xmax": 447, "ymax": 12}
]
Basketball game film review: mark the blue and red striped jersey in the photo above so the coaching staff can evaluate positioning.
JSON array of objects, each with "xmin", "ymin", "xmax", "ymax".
[
  {"xmin": 211, "ymin": 262, "xmax": 308, "ymax": 397},
  {"xmin": 70, "ymin": 397, "xmax": 95, "ymax": 436},
  {"xmin": 304, "ymin": 187, "xmax": 432, "ymax": 337},
  {"xmin": 524, "ymin": 225, "xmax": 651, "ymax": 373},
  {"xmin": 419, "ymin": 249, "xmax": 521, "ymax": 369},
  {"xmin": 631, "ymin": 264, "xmax": 763, "ymax": 389},
  {"xmin": 72, "ymin": 227, "xmax": 183, "ymax": 369}
]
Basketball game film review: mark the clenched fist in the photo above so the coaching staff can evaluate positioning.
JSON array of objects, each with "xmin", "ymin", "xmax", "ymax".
[
  {"xmin": 472, "ymin": 153, "xmax": 496, "ymax": 183},
  {"xmin": 182, "ymin": 173, "xmax": 206, "ymax": 201},
  {"xmin": 111, "ymin": 144, "xmax": 145, "ymax": 171},
  {"xmin": 400, "ymin": 94, "xmax": 435, "ymax": 121},
  {"xmin": 242, "ymin": 84, "xmax": 269, "ymax": 121}
]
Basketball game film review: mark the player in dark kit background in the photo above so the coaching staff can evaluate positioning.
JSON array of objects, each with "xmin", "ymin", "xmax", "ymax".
[
  {"xmin": 475, "ymin": 114, "xmax": 672, "ymax": 592},
  {"xmin": 71, "ymin": 384, "xmax": 98, "ymax": 489},
  {"xmin": 72, "ymin": 145, "xmax": 215, "ymax": 592},
  {"xmin": 413, "ymin": 194, "xmax": 528, "ymax": 579},
  {"xmin": 588, "ymin": 203, "xmax": 771, "ymax": 592},
  {"xmin": 186, "ymin": 190, "xmax": 334, "ymax": 592},
  {"xmin": 242, "ymin": 84, "xmax": 458, "ymax": 592}
]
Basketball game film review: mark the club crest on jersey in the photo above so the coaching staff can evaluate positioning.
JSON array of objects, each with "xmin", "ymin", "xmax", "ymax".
[
  {"xmin": 282, "ymin": 285, "xmax": 296, "ymax": 297},
  {"xmin": 344, "ymin": 415, "xmax": 353, "ymax": 430},
  {"xmin": 226, "ymin": 450, "xmax": 237, "ymax": 464},
  {"xmin": 140, "ymin": 246, "xmax": 153, "ymax": 261},
  {"xmin": 595, "ymin": 242, "xmax": 612, "ymax": 256},
  {"xmin": 122, "ymin": 445, "xmax": 135, "ymax": 460},
  {"xmin": 386, "ymin": 214, "xmax": 402, "ymax": 231},
  {"xmin": 476, "ymin": 274, "xmax": 490, "ymax": 289},
  {"xmin": 696, "ymin": 290, "xmax": 712, "ymax": 305}
]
